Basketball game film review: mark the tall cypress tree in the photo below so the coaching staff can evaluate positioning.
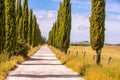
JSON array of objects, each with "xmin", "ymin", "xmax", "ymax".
[
  {"xmin": 22, "ymin": 0, "xmax": 28, "ymax": 42},
  {"xmin": 16, "ymin": 0, "xmax": 22, "ymax": 40},
  {"xmin": 31, "ymin": 15, "xmax": 36, "ymax": 47},
  {"xmin": 28, "ymin": 9, "xmax": 33, "ymax": 45},
  {"xmin": 34, "ymin": 23, "xmax": 42, "ymax": 46},
  {"xmin": 48, "ymin": 0, "xmax": 71, "ymax": 53},
  {"xmin": 62, "ymin": 0, "xmax": 71, "ymax": 52},
  {"xmin": 58, "ymin": 0, "xmax": 71, "ymax": 52},
  {"xmin": 90, "ymin": 0, "xmax": 105, "ymax": 65},
  {"xmin": 48, "ymin": 31, "xmax": 52, "ymax": 45},
  {"xmin": 0, "ymin": 0, "xmax": 5, "ymax": 53},
  {"xmin": 5, "ymin": 0, "xmax": 16, "ymax": 53}
]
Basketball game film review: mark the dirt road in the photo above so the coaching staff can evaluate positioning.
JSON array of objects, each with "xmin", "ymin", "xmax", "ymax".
[{"xmin": 6, "ymin": 46, "xmax": 83, "ymax": 80}]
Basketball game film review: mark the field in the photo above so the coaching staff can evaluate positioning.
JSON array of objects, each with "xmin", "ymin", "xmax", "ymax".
[{"xmin": 49, "ymin": 45, "xmax": 120, "ymax": 80}]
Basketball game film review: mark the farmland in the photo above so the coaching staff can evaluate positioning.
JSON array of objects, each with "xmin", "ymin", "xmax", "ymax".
[{"xmin": 49, "ymin": 45, "xmax": 120, "ymax": 80}]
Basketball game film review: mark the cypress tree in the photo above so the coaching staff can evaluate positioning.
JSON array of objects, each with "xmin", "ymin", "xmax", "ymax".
[
  {"xmin": 48, "ymin": 0, "xmax": 71, "ymax": 53},
  {"xmin": 32, "ymin": 15, "xmax": 36, "ymax": 47},
  {"xmin": 58, "ymin": 0, "xmax": 71, "ymax": 52},
  {"xmin": 5, "ymin": 0, "xmax": 16, "ymax": 53},
  {"xmin": 48, "ymin": 31, "xmax": 52, "ymax": 45},
  {"xmin": 16, "ymin": 0, "xmax": 22, "ymax": 39},
  {"xmin": 62, "ymin": 0, "xmax": 71, "ymax": 52},
  {"xmin": 34, "ymin": 23, "xmax": 42, "ymax": 46},
  {"xmin": 28, "ymin": 9, "xmax": 33, "ymax": 45},
  {"xmin": 90, "ymin": 0, "xmax": 105, "ymax": 65},
  {"xmin": 22, "ymin": 0, "xmax": 28, "ymax": 42},
  {"xmin": 0, "ymin": 0, "xmax": 5, "ymax": 53},
  {"xmin": 55, "ymin": 16, "xmax": 60, "ymax": 48}
]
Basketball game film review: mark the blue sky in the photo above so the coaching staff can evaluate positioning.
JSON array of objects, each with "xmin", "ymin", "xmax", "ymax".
[{"xmin": 27, "ymin": 0, "xmax": 120, "ymax": 44}]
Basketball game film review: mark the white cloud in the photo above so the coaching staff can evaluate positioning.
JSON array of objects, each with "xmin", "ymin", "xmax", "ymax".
[
  {"xmin": 107, "ymin": 14, "xmax": 120, "ymax": 21},
  {"xmin": 34, "ymin": 10, "xmax": 120, "ymax": 44},
  {"xmin": 33, "ymin": 10, "xmax": 57, "ymax": 38},
  {"xmin": 71, "ymin": 14, "xmax": 90, "ymax": 42},
  {"xmin": 105, "ymin": 19, "xmax": 120, "ymax": 44},
  {"xmin": 34, "ymin": 10, "xmax": 57, "ymax": 20}
]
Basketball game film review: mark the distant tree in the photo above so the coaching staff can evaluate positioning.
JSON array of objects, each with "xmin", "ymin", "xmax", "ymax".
[
  {"xmin": 0, "ymin": 0, "xmax": 5, "ymax": 53},
  {"xmin": 22, "ymin": 0, "xmax": 28, "ymax": 42},
  {"xmin": 90, "ymin": 0, "xmax": 106, "ymax": 65},
  {"xmin": 28, "ymin": 9, "xmax": 33, "ymax": 45},
  {"xmin": 16, "ymin": 0, "xmax": 22, "ymax": 49},
  {"xmin": 32, "ymin": 15, "xmax": 37, "ymax": 47},
  {"xmin": 48, "ymin": 0, "xmax": 71, "ymax": 53},
  {"xmin": 48, "ymin": 31, "xmax": 52, "ymax": 45}
]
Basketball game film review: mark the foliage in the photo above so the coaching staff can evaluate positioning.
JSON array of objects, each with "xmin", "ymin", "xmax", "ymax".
[
  {"xmin": 5, "ymin": 0, "xmax": 16, "ymax": 53},
  {"xmin": 48, "ymin": 0, "xmax": 71, "ymax": 53},
  {"xmin": 90, "ymin": 0, "xmax": 105, "ymax": 65},
  {"xmin": 0, "ymin": 0, "xmax": 44, "ymax": 58},
  {"xmin": 0, "ymin": 0, "xmax": 5, "ymax": 53}
]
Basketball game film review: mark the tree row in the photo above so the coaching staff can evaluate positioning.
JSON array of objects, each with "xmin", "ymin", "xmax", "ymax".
[
  {"xmin": 48, "ymin": 0, "xmax": 105, "ymax": 65},
  {"xmin": 0, "ymin": 0, "xmax": 44, "ymax": 57},
  {"xmin": 48, "ymin": 0, "xmax": 71, "ymax": 53}
]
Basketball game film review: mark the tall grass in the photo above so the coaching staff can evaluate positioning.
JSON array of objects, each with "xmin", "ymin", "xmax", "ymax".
[
  {"xmin": 49, "ymin": 45, "xmax": 120, "ymax": 80},
  {"xmin": 0, "ymin": 45, "xmax": 41, "ymax": 80}
]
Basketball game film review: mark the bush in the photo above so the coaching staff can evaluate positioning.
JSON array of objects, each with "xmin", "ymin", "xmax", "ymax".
[{"xmin": 15, "ymin": 39, "xmax": 30, "ymax": 57}]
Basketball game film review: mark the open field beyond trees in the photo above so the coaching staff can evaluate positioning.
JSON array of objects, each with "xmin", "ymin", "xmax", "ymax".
[{"xmin": 49, "ymin": 45, "xmax": 120, "ymax": 80}]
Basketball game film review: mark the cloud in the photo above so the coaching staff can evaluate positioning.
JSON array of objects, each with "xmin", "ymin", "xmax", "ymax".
[
  {"xmin": 107, "ymin": 14, "xmax": 120, "ymax": 21},
  {"xmin": 78, "ymin": 25, "xmax": 89, "ymax": 30},
  {"xmin": 34, "ymin": 10, "xmax": 120, "ymax": 44},
  {"xmin": 34, "ymin": 10, "xmax": 57, "ymax": 20},
  {"xmin": 70, "ymin": 14, "xmax": 90, "ymax": 42},
  {"xmin": 33, "ymin": 10, "xmax": 57, "ymax": 38},
  {"xmin": 105, "ymin": 19, "xmax": 120, "ymax": 43}
]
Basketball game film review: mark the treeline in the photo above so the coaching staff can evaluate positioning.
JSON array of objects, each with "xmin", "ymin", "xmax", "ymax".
[
  {"xmin": 48, "ymin": 0, "xmax": 105, "ymax": 65},
  {"xmin": 48, "ymin": 0, "xmax": 71, "ymax": 53},
  {"xmin": 0, "ymin": 0, "xmax": 44, "ymax": 58}
]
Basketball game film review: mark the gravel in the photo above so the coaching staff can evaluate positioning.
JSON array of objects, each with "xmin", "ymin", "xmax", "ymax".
[{"xmin": 6, "ymin": 46, "xmax": 84, "ymax": 80}]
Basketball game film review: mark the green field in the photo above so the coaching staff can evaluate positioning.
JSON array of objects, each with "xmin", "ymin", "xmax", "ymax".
[{"xmin": 49, "ymin": 45, "xmax": 120, "ymax": 80}]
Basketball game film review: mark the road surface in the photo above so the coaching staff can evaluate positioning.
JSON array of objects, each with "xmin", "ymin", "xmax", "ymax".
[{"xmin": 6, "ymin": 46, "xmax": 84, "ymax": 80}]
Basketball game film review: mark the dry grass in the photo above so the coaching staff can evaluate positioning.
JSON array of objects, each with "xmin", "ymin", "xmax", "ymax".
[
  {"xmin": 49, "ymin": 45, "xmax": 120, "ymax": 80},
  {"xmin": 0, "ymin": 45, "xmax": 41, "ymax": 80}
]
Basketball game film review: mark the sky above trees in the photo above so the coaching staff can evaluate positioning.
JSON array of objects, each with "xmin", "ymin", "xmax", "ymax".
[{"xmin": 27, "ymin": 0, "xmax": 120, "ymax": 44}]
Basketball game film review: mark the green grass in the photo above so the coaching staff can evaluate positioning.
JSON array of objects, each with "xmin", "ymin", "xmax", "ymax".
[
  {"xmin": 0, "ymin": 46, "xmax": 41, "ymax": 80},
  {"xmin": 49, "ymin": 45, "xmax": 120, "ymax": 80}
]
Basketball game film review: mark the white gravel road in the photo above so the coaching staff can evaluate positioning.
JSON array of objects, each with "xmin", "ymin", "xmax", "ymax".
[{"xmin": 6, "ymin": 46, "xmax": 84, "ymax": 80}]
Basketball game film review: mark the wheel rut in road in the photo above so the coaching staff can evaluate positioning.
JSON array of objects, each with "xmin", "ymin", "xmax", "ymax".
[{"xmin": 6, "ymin": 46, "xmax": 84, "ymax": 80}]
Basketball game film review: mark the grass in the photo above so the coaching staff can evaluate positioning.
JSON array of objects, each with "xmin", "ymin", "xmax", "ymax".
[
  {"xmin": 49, "ymin": 45, "xmax": 120, "ymax": 80},
  {"xmin": 0, "ymin": 45, "xmax": 41, "ymax": 80}
]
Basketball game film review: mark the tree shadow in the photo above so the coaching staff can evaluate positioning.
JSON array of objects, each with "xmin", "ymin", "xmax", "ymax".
[
  {"xmin": 10, "ymin": 74, "xmax": 80, "ymax": 78},
  {"xmin": 20, "ymin": 63, "xmax": 62, "ymax": 66},
  {"xmin": 26, "ymin": 57, "xmax": 57, "ymax": 61},
  {"xmin": 33, "ymin": 55, "xmax": 55, "ymax": 57}
]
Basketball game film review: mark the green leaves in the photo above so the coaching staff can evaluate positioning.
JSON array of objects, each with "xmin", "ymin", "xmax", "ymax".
[
  {"xmin": 90, "ymin": 0, "xmax": 105, "ymax": 50},
  {"xmin": 0, "ymin": 0, "xmax": 44, "ymax": 58},
  {"xmin": 90, "ymin": 0, "xmax": 105, "ymax": 64},
  {"xmin": 0, "ymin": 0, "xmax": 5, "ymax": 52},
  {"xmin": 48, "ymin": 0, "xmax": 71, "ymax": 53},
  {"xmin": 5, "ymin": 0, "xmax": 16, "ymax": 52}
]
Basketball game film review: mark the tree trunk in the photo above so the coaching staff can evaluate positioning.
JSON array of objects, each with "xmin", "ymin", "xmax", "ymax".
[{"xmin": 96, "ymin": 49, "xmax": 101, "ymax": 65}]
